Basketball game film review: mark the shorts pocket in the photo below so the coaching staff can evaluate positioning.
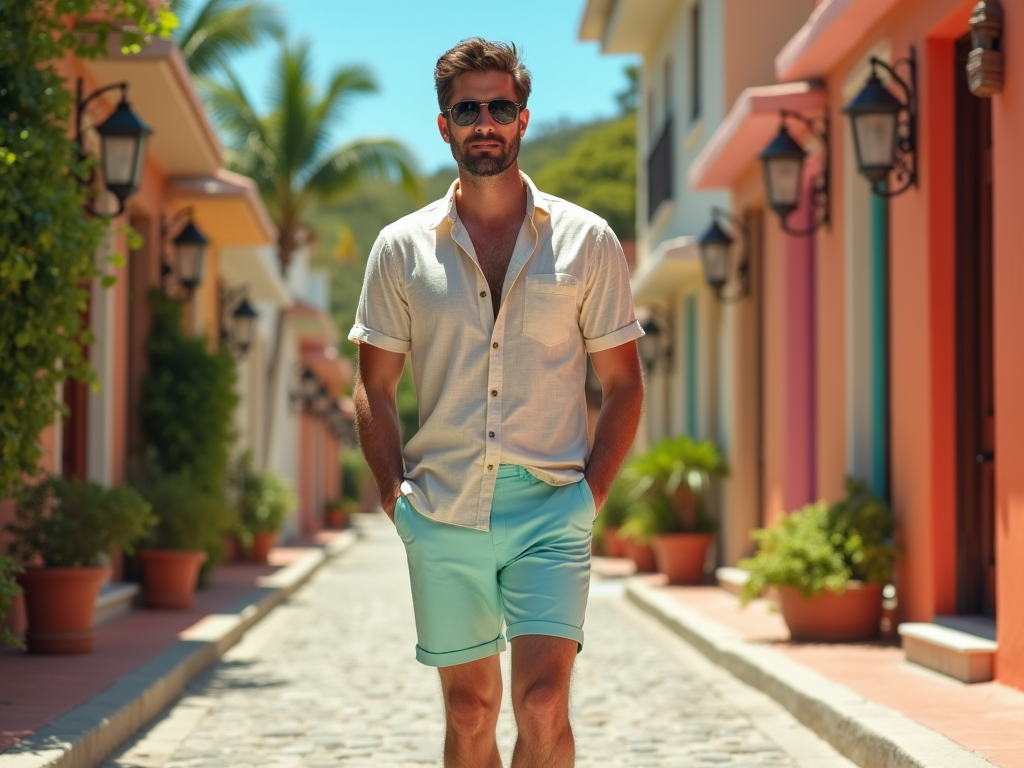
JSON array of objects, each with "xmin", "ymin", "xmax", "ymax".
[
  {"xmin": 577, "ymin": 479, "xmax": 597, "ymax": 521},
  {"xmin": 395, "ymin": 496, "xmax": 415, "ymax": 545},
  {"xmin": 523, "ymin": 274, "xmax": 579, "ymax": 346}
]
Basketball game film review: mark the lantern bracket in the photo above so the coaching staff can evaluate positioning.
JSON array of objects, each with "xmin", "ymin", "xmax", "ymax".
[
  {"xmin": 866, "ymin": 48, "xmax": 918, "ymax": 197},
  {"xmin": 776, "ymin": 109, "xmax": 831, "ymax": 236},
  {"xmin": 75, "ymin": 78, "xmax": 130, "ymax": 218},
  {"xmin": 707, "ymin": 207, "xmax": 750, "ymax": 305}
]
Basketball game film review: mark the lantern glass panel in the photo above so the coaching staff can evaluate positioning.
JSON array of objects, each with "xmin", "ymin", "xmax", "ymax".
[
  {"xmin": 234, "ymin": 315, "xmax": 254, "ymax": 350},
  {"xmin": 852, "ymin": 111, "xmax": 898, "ymax": 179},
  {"xmin": 177, "ymin": 242, "xmax": 206, "ymax": 288},
  {"xmin": 102, "ymin": 134, "xmax": 139, "ymax": 188},
  {"xmin": 702, "ymin": 243, "xmax": 730, "ymax": 289},
  {"xmin": 764, "ymin": 155, "xmax": 804, "ymax": 212}
]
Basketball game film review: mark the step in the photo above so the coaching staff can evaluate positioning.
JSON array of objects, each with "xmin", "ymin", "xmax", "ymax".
[
  {"xmin": 898, "ymin": 618, "xmax": 997, "ymax": 684},
  {"xmin": 714, "ymin": 566, "xmax": 749, "ymax": 596},
  {"xmin": 94, "ymin": 581, "xmax": 140, "ymax": 627}
]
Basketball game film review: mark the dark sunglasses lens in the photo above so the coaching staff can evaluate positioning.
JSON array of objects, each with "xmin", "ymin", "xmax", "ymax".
[
  {"xmin": 451, "ymin": 101, "xmax": 481, "ymax": 126},
  {"xmin": 488, "ymin": 100, "xmax": 518, "ymax": 124}
]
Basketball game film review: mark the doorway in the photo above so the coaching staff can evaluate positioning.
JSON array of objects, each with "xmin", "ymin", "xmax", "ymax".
[{"xmin": 954, "ymin": 34, "xmax": 996, "ymax": 618}]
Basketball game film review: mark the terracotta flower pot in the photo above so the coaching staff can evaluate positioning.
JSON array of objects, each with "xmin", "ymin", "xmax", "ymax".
[
  {"xmin": 603, "ymin": 526, "xmax": 626, "ymax": 558},
  {"xmin": 622, "ymin": 538, "xmax": 657, "ymax": 573},
  {"xmin": 249, "ymin": 531, "xmax": 278, "ymax": 564},
  {"xmin": 778, "ymin": 582, "xmax": 884, "ymax": 642},
  {"xmin": 19, "ymin": 567, "xmax": 108, "ymax": 654},
  {"xmin": 653, "ymin": 533, "xmax": 715, "ymax": 585},
  {"xmin": 138, "ymin": 549, "xmax": 207, "ymax": 609},
  {"xmin": 221, "ymin": 535, "xmax": 241, "ymax": 563},
  {"xmin": 325, "ymin": 508, "xmax": 347, "ymax": 530}
]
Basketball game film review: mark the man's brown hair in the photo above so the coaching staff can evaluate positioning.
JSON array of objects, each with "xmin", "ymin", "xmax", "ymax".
[{"xmin": 434, "ymin": 38, "xmax": 532, "ymax": 113}]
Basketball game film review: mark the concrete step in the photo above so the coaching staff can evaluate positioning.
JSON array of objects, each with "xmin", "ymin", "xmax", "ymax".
[
  {"xmin": 94, "ymin": 581, "xmax": 140, "ymax": 627},
  {"xmin": 715, "ymin": 566, "xmax": 749, "ymax": 596},
  {"xmin": 898, "ymin": 617, "xmax": 997, "ymax": 683}
]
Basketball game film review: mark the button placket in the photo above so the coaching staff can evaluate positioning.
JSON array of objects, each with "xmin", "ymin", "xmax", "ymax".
[{"xmin": 480, "ymin": 304, "xmax": 506, "ymax": 520}]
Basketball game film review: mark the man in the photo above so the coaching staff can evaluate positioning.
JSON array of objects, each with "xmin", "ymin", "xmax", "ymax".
[{"xmin": 350, "ymin": 38, "xmax": 644, "ymax": 768}]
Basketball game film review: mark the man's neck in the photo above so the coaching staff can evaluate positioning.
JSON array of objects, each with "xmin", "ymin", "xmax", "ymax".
[{"xmin": 454, "ymin": 163, "xmax": 527, "ymax": 228}]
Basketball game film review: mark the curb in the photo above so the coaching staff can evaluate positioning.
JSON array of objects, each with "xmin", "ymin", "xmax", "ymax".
[
  {"xmin": 624, "ymin": 579, "xmax": 999, "ymax": 768},
  {"xmin": 0, "ymin": 531, "xmax": 359, "ymax": 768}
]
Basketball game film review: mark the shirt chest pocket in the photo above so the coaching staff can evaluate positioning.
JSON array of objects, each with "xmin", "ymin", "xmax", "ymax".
[{"xmin": 523, "ymin": 274, "xmax": 580, "ymax": 346}]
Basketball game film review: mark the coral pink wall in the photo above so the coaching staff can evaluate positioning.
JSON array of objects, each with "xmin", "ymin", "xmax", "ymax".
[{"xmin": 991, "ymin": 0, "xmax": 1024, "ymax": 690}]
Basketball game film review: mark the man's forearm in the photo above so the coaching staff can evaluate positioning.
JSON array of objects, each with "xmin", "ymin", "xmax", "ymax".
[
  {"xmin": 353, "ymin": 379, "xmax": 406, "ymax": 517},
  {"xmin": 584, "ymin": 379, "xmax": 644, "ymax": 507}
]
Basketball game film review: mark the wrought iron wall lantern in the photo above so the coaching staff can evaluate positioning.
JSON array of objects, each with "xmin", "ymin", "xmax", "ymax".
[
  {"xmin": 843, "ymin": 47, "xmax": 918, "ymax": 198},
  {"xmin": 698, "ymin": 208, "xmax": 749, "ymax": 303},
  {"xmin": 637, "ymin": 307, "xmax": 674, "ymax": 375},
  {"xmin": 75, "ymin": 79, "xmax": 152, "ymax": 217},
  {"xmin": 289, "ymin": 367, "xmax": 319, "ymax": 413},
  {"xmin": 967, "ymin": 0, "xmax": 1004, "ymax": 97},
  {"xmin": 160, "ymin": 208, "xmax": 209, "ymax": 298},
  {"xmin": 219, "ymin": 285, "xmax": 260, "ymax": 358},
  {"xmin": 758, "ymin": 110, "xmax": 830, "ymax": 236}
]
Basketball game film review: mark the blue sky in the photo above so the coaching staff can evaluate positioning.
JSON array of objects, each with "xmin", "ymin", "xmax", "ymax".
[{"xmin": 224, "ymin": 1, "xmax": 637, "ymax": 174}]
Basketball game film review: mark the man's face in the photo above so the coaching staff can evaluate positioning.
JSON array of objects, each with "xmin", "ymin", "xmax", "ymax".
[{"xmin": 437, "ymin": 70, "xmax": 530, "ymax": 178}]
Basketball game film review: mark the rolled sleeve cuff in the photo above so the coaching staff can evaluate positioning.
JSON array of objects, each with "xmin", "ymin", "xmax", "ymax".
[
  {"xmin": 348, "ymin": 324, "xmax": 411, "ymax": 354},
  {"xmin": 584, "ymin": 319, "xmax": 645, "ymax": 354}
]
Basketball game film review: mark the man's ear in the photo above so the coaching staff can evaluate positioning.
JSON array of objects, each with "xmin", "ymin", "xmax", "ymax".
[
  {"xmin": 437, "ymin": 113, "xmax": 450, "ymax": 144},
  {"xmin": 519, "ymin": 107, "xmax": 530, "ymax": 138}
]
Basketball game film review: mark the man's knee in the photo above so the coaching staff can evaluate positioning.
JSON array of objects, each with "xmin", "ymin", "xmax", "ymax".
[
  {"xmin": 445, "ymin": 684, "xmax": 501, "ymax": 737},
  {"xmin": 514, "ymin": 677, "xmax": 570, "ymax": 730}
]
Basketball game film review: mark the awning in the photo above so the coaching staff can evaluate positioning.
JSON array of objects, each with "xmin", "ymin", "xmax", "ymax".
[
  {"xmin": 631, "ymin": 236, "xmax": 701, "ymax": 305},
  {"xmin": 775, "ymin": 0, "xmax": 900, "ymax": 81},
  {"xmin": 689, "ymin": 82, "xmax": 826, "ymax": 191},
  {"xmin": 286, "ymin": 301, "xmax": 338, "ymax": 347},
  {"xmin": 169, "ymin": 169, "xmax": 278, "ymax": 247},
  {"xmin": 303, "ymin": 348, "xmax": 353, "ymax": 396},
  {"xmin": 85, "ymin": 38, "xmax": 221, "ymax": 176},
  {"xmin": 219, "ymin": 245, "xmax": 291, "ymax": 306}
]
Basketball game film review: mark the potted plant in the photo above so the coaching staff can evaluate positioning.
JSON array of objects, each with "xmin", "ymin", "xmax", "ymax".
[
  {"xmin": 324, "ymin": 497, "xmax": 351, "ymax": 530},
  {"xmin": 739, "ymin": 478, "xmax": 901, "ymax": 642},
  {"xmin": 6, "ymin": 477, "xmax": 154, "ymax": 653},
  {"xmin": 619, "ymin": 436, "xmax": 726, "ymax": 583},
  {"xmin": 134, "ymin": 469, "xmax": 233, "ymax": 609},
  {"xmin": 592, "ymin": 477, "xmax": 632, "ymax": 558},
  {"xmin": 1, "ymin": 555, "xmax": 24, "ymax": 648},
  {"xmin": 234, "ymin": 464, "xmax": 296, "ymax": 564}
]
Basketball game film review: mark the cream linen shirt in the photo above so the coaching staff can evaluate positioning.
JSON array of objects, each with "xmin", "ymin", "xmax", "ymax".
[{"xmin": 349, "ymin": 173, "xmax": 643, "ymax": 531}]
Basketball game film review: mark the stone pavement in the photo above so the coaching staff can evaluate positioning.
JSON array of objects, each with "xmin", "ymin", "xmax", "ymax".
[{"xmin": 99, "ymin": 514, "xmax": 855, "ymax": 768}]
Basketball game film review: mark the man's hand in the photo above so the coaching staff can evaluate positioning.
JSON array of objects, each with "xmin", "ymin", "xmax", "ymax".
[{"xmin": 584, "ymin": 340, "xmax": 644, "ymax": 515}]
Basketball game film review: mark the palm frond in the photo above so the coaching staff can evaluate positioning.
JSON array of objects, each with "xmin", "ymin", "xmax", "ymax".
[
  {"xmin": 302, "ymin": 138, "xmax": 422, "ymax": 205},
  {"xmin": 176, "ymin": 0, "xmax": 283, "ymax": 76}
]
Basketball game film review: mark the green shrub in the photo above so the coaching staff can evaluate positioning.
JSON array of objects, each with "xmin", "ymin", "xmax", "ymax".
[
  {"xmin": 6, "ymin": 476, "xmax": 155, "ymax": 567},
  {"xmin": 0, "ymin": 554, "xmax": 24, "ymax": 648},
  {"xmin": 739, "ymin": 478, "xmax": 901, "ymax": 604},
  {"xmin": 132, "ymin": 466, "xmax": 234, "ymax": 556},
  {"xmin": 229, "ymin": 452, "xmax": 296, "ymax": 536},
  {"xmin": 341, "ymin": 448, "xmax": 369, "ymax": 502},
  {"xmin": 140, "ymin": 290, "xmax": 239, "ymax": 494}
]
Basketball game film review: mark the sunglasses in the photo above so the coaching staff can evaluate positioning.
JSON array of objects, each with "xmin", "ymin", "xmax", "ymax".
[{"xmin": 444, "ymin": 99, "xmax": 522, "ymax": 127}]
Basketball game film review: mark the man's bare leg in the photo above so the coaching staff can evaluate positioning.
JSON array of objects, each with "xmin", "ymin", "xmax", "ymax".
[
  {"xmin": 438, "ymin": 654, "xmax": 504, "ymax": 768},
  {"xmin": 509, "ymin": 636, "xmax": 578, "ymax": 767}
]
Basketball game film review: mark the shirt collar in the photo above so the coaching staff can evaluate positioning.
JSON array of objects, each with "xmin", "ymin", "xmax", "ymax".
[{"xmin": 428, "ymin": 172, "xmax": 550, "ymax": 230}]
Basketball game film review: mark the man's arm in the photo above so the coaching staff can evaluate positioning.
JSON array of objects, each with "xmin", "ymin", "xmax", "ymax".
[
  {"xmin": 353, "ymin": 343, "xmax": 407, "ymax": 521},
  {"xmin": 584, "ymin": 340, "xmax": 645, "ymax": 511}
]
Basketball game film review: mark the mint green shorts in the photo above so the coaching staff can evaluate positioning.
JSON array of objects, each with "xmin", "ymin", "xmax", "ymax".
[{"xmin": 394, "ymin": 465, "xmax": 595, "ymax": 668}]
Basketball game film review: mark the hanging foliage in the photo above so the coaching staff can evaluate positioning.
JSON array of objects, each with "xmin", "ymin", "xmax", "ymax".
[{"xmin": 0, "ymin": 0, "xmax": 176, "ymax": 497}]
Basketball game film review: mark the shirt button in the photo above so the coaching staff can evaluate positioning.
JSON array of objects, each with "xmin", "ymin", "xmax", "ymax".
[
  {"xmin": 492, "ymin": 342, "xmax": 499, "ymax": 349},
  {"xmin": 487, "ymin": 464, "xmax": 494, "ymax": 470},
  {"xmin": 491, "ymin": 390, "xmax": 498, "ymax": 397},
  {"xmin": 480, "ymin": 291, "xmax": 487, "ymax": 298},
  {"xmin": 489, "ymin": 431, "xmax": 495, "ymax": 438}
]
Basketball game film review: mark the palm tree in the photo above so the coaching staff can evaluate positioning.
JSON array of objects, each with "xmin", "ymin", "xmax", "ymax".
[
  {"xmin": 203, "ymin": 40, "xmax": 421, "ymax": 269},
  {"xmin": 171, "ymin": 0, "xmax": 284, "ymax": 77}
]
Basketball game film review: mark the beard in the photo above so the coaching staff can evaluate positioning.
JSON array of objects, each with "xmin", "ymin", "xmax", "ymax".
[{"xmin": 450, "ymin": 131, "xmax": 521, "ymax": 177}]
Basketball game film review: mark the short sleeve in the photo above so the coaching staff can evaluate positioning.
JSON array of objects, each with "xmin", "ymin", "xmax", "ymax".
[
  {"xmin": 579, "ymin": 224, "xmax": 645, "ymax": 353},
  {"xmin": 348, "ymin": 232, "xmax": 412, "ymax": 354}
]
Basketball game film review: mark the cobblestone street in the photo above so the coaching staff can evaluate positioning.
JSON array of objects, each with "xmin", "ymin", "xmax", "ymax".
[{"xmin": 101, "ymin": 515, "xmax": 855, "ymax": 768}]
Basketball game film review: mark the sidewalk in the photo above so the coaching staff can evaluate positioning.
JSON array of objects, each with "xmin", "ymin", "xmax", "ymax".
[
  {"xmin": 0, "ymin": 529, "xmax": 358, "ymax": 768},
  {"xmin": 617, "ymin": 566, "xmax": 1024, "ymax": 768}
]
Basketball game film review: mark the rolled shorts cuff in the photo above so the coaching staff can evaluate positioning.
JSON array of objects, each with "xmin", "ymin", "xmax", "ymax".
[
  {"xmin": 505, "ymin": 620, "xmax": 585, "ymax": 652},
  {"xmin": 415, "ymin": 633, "xmax": 508, "ymax": 668}
]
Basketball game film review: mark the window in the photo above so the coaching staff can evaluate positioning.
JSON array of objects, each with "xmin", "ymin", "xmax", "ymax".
[{"xmin": 691, "ymin": 1, "xmax": 702, "ymax": 121}]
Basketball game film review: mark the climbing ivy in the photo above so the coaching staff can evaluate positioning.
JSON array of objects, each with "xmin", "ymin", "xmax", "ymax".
[{"xmin": 0, "ymin": 1, "xmax": 176, "ymax": 497}]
